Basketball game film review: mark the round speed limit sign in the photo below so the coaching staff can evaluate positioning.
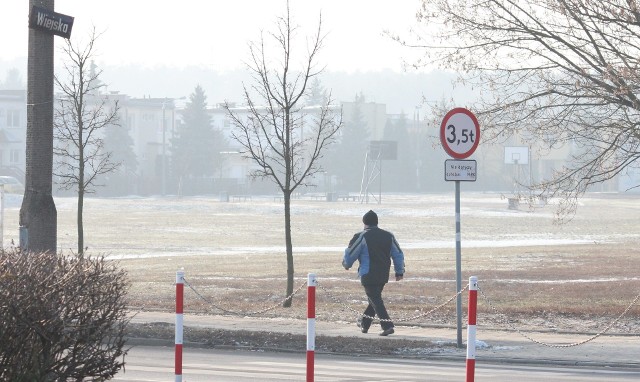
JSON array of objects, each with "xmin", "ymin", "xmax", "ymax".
[{"xmin": 440, "ymin": 108, "xmax": 480, "ymax": 159}]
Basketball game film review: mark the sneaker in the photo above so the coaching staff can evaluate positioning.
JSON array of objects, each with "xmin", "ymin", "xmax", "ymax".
[
  {"xmin": 357, "ymin": 318, "xmax": 368, "ymax": 334},
  {"xmin": 379, "ymin": 327, "xmax": 395, "ymax": 336}
]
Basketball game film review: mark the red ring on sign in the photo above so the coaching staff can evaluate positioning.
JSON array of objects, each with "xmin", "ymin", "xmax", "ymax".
[{"xmin": 439, "ymin": 107, "xmax": 480, "ymax": 159}]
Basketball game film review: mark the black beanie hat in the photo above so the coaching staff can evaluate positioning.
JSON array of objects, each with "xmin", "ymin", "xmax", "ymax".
[{"xmin": 362, "ymin": 210, "xmax": 378, "ymax": 226}]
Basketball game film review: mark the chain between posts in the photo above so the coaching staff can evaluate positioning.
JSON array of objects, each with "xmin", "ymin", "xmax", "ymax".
[
  {"xmin": 318, "ymin": 283, "xmax": 470, "ymax": 323},
  {"xmin": 183, "ymin": 277, "xmax": 308, "ymax": 317},
  {"xmin": 183, "ymin": 276, "xmax": 639, "ymax": 346},
  {"xmin": 478, "ymin": 286, "xmax": 640, "ymax": 348}
]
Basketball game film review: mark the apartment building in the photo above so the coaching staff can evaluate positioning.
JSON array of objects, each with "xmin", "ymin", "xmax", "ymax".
[{"xmin": 0, "ymin": 90, "xmax": 26, "ymax": 181}]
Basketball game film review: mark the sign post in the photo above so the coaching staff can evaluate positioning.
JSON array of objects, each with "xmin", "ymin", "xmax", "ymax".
[{"xmin": 440, "ymin": 107, "xmax": 480, "ymax": 348}]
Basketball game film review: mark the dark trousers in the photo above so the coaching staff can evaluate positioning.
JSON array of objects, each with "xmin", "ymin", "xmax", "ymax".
[{"xmin": 361, "ymin": 284, "xmax": 393, "ymax": 330}]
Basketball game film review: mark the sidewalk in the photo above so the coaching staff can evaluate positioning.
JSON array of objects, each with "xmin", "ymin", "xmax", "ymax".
[{"xmin": 129, "ymin": 311, "xmax": 640, "ymax": 368}]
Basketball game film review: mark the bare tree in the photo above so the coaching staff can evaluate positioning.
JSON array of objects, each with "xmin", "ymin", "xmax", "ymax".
[
  {"xmin": 54, "ymin": 29, "xmax": 119, "ymax": 253},
  {"xmin": 225, "ymin": 2, "xmax": 342, "ymax": 306},
  {"xmin": 0, "ymin": 248, "xmax": 129, "ymax": 380},
  {"xmin": 404, "ymin": 0, "xmax": 640, "ymax": 220}
]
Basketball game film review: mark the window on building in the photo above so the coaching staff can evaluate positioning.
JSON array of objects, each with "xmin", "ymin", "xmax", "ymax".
[
  {"xmin": 128, "ymin": 114, "xmax": 136, "ymax": 131},
  {"xmin": 142, "ymin": 113, "xmax": 156, "ymax": 122},
  {"xmin": 6, "ymin": 110, "xmax": 20, "ymax": 128},
  {"xmin": 10, "ymin": 150, "xmax": 20, "ymax": 164}
]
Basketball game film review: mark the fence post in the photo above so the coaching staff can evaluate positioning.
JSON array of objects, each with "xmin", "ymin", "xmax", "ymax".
[
  {"xmin": 466, "ymin": 276, "xmax": 478, "ymax": 382},
  {"xmin": 175, "ymin": 270, "xmax": 185, "ymax": 382},
  {"xmin": 306, "ymin": 273, "xmax": 317, "ymax": 382}
]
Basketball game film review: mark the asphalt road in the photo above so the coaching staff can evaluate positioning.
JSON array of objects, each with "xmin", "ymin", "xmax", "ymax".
[{"xmin": 112, "ymin": 346, "xmax": 640, "ymax": 382}]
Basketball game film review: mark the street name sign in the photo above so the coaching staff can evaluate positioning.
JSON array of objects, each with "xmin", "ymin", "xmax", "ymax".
[{"xmin": 29, "ymin": 6, "xmax": 74, "ymax": 39}]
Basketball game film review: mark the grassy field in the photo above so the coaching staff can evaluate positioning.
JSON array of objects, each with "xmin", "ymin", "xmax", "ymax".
[{"xmin": 4, "ymin": 192, "xmax": 639, "ymax": 332}]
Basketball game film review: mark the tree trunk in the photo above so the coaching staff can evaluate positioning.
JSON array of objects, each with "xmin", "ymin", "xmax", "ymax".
[
  {"xmin": 283, "ymin": 189, "xmax": 294, "ymax": 307},
  {"xmin": 77, "ymin": 187, "xmax": 84, "ymax": 255},
  {"xmin": 20, "ymin": 0, "xmax": 57, "ymax": 253},
  {"xmin": 77, "ymin": 102, "xmax": 84, "ymax": 255}
]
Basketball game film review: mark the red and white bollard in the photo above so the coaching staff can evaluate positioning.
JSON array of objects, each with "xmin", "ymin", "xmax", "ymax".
[
  {"xmin": 466, "ymin": 276, "xmax": 478, "ymax": 382},
  {"xmin": 306, "ymin": 273, "xmax": 317, "ymax": 382},
  {"xmin": 175, "ymin": 270, "xmax": 185, "ymax": 382}
]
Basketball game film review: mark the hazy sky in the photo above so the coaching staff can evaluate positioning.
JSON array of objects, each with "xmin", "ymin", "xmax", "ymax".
[{"xmin": 3, "ymin": 0, "xmax": 424, "ymax": 72}]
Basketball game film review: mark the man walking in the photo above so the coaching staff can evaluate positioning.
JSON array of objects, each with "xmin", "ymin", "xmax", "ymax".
[{"xmin": 342, "ymin": 210, "xmax": 405, "ymax": 336}]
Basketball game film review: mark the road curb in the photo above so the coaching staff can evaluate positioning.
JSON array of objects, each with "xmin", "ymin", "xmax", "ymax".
[{"xmin": 124, "ymin": 328, "xmax": 640, "ymax": 370}]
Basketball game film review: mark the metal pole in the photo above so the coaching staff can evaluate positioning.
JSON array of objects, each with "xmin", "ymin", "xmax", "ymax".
[
  {"xmin": 455, "ymin": 180, "xmax": 463, "ymax": 348},
  {"xmin": 378, "ymin": 158, "xmax": 382, "ymax": 204},
  {"xmin": 466, "ymin": 276, "xmax": 478, "ymax": 382},
  {"xmin": 175, "ymin": 270, "xmax": 184, "ymax": 382},
  {"xmin": 162, "ymin": 100, "xmax": 166, "ymax": 196},
  {"xmin": 415, "ymin": 108, "xmax": 421, "ymax": 193},
  {"xmin": 306, "ymin": 273, "xmax": 317, "ymax": 382},
  {"xmin": 529, "ymin": 145, "xmax": 533, "ymax": 199}
]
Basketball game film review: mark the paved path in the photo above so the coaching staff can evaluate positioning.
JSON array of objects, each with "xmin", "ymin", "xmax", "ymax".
[
  {"xmin": 129, "ymin": 311, "xmax": 640, "ymax": 368},
  {"xmin": 113, "ymin": 345, "xmax": 640, "ymax": 381}
]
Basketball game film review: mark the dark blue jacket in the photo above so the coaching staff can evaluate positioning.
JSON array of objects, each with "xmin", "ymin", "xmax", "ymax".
[{"xmin": 342, "ymin": 225, "xmax": 404, "ymax": 285}]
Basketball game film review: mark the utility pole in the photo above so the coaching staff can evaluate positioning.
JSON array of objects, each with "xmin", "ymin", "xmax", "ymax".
[{"xmin": 20, "ymin": 0, "xmax": 58, "ymax": 252}]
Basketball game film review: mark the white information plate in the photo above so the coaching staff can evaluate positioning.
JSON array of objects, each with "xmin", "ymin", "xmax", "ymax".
[{"xmin": 445, "ymin": 159, "xmax": 477, "ymax": 182}]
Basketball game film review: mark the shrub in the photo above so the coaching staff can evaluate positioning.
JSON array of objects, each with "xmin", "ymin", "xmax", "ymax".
[{"xmin": 0, "ymin": 249, "xmax": 129, "ymax": 381}]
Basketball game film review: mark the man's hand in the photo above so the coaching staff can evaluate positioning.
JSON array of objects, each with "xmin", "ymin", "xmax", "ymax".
[{"xmin": 395, "ymin": 275, "xmax": 403, "ymax": 281}]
